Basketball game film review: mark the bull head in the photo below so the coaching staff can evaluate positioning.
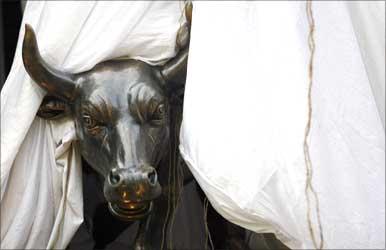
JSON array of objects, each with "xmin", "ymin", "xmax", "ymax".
[{"xmin": 22, "ymin": 23, "xmax": 189, "ymax": 221}]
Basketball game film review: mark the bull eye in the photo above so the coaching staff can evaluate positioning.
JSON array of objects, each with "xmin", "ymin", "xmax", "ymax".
[
  {"xmin": 83, "ymin": 115, "xmax": 96, "ymax": 128},
  {"xmin": 156, "ymin": 104, "xmax": 165, "ymax": 116},
  {"xmin": 150, "ymin": 103, "xmax": 166, "ymax": 126},
  {"xmin": 82, "ymin": 114, "xmax": 105, "ymax": 136}
]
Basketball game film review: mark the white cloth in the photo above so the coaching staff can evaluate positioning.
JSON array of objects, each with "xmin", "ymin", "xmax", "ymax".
[
  {"xmin": 1, "ymin": 1, "xmax": 186, "ymax": 249},
  {"xmin": 347, "ymin": 1, "xmax": 385, "ymax": 128},
  {"xmin": 180, "ymin": 1, "xmax": 385, "ymax": 249}
]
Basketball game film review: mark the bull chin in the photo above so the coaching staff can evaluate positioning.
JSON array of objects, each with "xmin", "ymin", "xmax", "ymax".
[{"xmin": 108, "ymin": 201, "xmax": 153, "ymax": 221}]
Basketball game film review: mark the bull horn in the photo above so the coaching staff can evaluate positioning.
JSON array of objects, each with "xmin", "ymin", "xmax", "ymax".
[
  {"xmin": 22, "ymin": 24, "xmax": 77, "ymax": 101},
  {"xmin": 160, "ymin": 2, "xmax": 191, "ymax": 91},
  {"xmin": 160, "ymin": 48, "xmax": 188, "ymax": 90}
]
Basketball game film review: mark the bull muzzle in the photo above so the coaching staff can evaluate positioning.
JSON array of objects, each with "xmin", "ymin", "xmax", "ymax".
[{"xmin": 104, "ymin": 166, "xmax": 161, "ymax": 221}]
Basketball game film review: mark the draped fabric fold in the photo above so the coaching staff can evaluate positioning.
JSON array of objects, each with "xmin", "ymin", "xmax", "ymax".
[{"xmin": 180, "ymin": 1, "xmax": 385, "ymax": 249}]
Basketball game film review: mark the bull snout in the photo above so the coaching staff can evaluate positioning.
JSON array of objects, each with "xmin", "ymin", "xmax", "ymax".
[
  {"xmin": 104, "ymin": 166, "xmax": 161, "ymax": 203},
  {"xmin": 104, "ymin": 166, "xmax": 162, "ymax": 221},
  {"xmin": 108, "ymin": 167, "xmax": 158, "ymax": 188}
]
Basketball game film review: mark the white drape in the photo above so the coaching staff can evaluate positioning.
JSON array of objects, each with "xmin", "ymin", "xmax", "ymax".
[
  {"xmin": 1, "ymin": 1, "xmax": 185, "ymax": 249},
  {"xmin": 347, "ymin": 1, "xmax": 385, "ymax": 128},
  {"xmin": 180, "ymin": 1, "xmax": 385, "ymax": 249},
  {"xmin": 2, "ymin": 1, "xmax": 384, "ymax": 249}
]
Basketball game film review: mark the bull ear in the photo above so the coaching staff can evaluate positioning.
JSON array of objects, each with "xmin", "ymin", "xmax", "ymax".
[
  {"xmin": 37, "ymin": 95, "xmax": 70, "ymax": 120},
  {"xmin": 22, "ymin": 24, "xmax": 78, "ymax": 102}
]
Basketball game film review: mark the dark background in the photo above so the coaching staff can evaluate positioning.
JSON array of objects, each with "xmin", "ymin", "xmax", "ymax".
[{"xmin": 0, "ymin": 0, "xmax": 23, "ymax": 88}]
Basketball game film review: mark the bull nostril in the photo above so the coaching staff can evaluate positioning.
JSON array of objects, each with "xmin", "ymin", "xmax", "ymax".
[
  {"xmin": 109, "ymin": 170, "xmax": 121, "ymax": 186},
  {"xmin": 147, "ymin": 170, "xmax": 157, "ymax": 186}
]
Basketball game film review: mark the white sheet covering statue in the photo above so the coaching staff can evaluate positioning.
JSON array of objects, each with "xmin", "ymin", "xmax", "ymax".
[{"xmin": 1, "ymin": 1, "xmax": 385, "ymax": 250}]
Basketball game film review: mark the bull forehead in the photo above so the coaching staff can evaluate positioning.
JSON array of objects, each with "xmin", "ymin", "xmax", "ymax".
[
  {"xmin": 85, "ymin": 82, "xmax": 164, "ymax": 109},
  {"xmin": 79, "ymin": 60, "xmax": 165, "ymax": 109}
]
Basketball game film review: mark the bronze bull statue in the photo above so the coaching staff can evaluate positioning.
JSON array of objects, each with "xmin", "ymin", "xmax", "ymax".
[{"xmin": 22, "ymin": 22, "xmax": 190, "ymax": 249}]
